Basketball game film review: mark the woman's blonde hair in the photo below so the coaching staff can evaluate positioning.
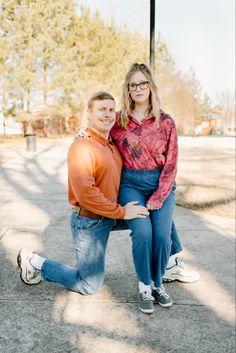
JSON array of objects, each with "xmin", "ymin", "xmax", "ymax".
[{"xmin": 119, "ymin": 63, "xmax": 161, "ymax": 128}]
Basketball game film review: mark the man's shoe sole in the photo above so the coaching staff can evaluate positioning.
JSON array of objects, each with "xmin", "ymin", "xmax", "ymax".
[{"xmin": 17, "ymin": 249, "xmax": 41, "ymax": 285}]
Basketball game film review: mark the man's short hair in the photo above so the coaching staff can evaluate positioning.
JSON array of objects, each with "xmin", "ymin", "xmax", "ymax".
[{"xmin": 88, "ymin": 91, "xmax": 115, "ymax": 109}]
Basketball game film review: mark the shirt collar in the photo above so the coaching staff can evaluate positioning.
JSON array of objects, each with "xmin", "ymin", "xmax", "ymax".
[
  {"xmin": 129, "ymin": 111, "xmax": 154, "ymax": 124},
  {"xmin": 86, "ymin": 128, "xmax": 112, "ymax": 146}
]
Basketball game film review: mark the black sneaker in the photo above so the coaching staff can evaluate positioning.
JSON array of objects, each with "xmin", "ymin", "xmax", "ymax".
[
  {"xmin": 138, "ymin": 290, "xmax": 154, "ymax": 314},
  {"xmin": 152, "ymin": 285, "xmax": 172, "ymax": 307}
]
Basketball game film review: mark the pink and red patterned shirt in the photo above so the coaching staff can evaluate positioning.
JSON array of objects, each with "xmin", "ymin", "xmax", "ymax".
[{"xmin": 110, "ymin": 111, "xmax": 178, "ymax": 209}]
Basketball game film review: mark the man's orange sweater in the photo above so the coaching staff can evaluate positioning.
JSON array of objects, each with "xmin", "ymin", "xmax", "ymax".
[{"xmin": 67, "ymin": 128, "xmax": 125, "ymax": 219}]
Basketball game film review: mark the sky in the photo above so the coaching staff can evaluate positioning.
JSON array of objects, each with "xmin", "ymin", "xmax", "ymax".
[{"xmin": 80, "ymin": 0, "xmax": 235, "ymax": 103}]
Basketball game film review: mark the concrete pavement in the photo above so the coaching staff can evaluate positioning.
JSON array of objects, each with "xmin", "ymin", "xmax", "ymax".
[{"xmin": 0, "ymin": 137, "xmax": 235, "ymax": 353}]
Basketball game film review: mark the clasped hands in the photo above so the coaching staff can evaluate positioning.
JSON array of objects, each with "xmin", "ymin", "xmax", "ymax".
[{"xmin": 124, "ymin": 201, "xmax": 159, "ymax": 220}]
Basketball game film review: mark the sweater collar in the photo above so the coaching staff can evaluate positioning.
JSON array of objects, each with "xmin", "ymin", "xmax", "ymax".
[{"xmin": 86, "ymin": 128, "xmax": 112, "ymax": 146}]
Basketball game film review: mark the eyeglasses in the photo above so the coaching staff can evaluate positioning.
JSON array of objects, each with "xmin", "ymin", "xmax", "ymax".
[{"xmin": 129, "ymin": 81, "xmax": 150, "ymax": 92}]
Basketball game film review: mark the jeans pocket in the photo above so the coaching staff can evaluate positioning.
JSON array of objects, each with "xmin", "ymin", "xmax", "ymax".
[
  {"xmin": 70, "ymin": 212, "xmax": 78, "ymax": 229},
  {"xmin": 71, "ymin": 213, "xmax": 102, "ymax": 230},
  {"xmin": 79, "ymin": 216, "xmax": 102, "ymax": 230}
]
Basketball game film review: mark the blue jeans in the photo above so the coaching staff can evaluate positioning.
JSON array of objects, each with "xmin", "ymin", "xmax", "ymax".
[
  {"xmin": 170, "ymin": 221, "xmax": 182, "ymax": 256},
  {"xmin": 113, "ymin": 217, "xmax": 182, "ymax": 256},
  {"xmin": 41, "ymin": 214, "xmax": 115, "ymax": 295},
  {"xmin": 119, "ymin": 168, "xmax": 177, "ymax": 287}
]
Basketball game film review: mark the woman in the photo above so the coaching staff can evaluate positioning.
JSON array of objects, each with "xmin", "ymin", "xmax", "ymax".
[
  {"xmin": 110, "ymin": 63, "xmax": 179, "ymax": 313},
  {"xmin": 75, "ymin": 63, "xmax": 200, "ymax": 313}
]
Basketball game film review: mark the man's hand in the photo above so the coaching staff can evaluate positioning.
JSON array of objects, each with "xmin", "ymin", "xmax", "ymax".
[{"xmin": 124, "ymin": 201, "xmax": 149, "ymax": 220}]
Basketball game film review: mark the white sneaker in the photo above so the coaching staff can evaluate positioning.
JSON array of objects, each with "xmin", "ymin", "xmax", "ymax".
[
  {"xmin": 17, "ymin": 249, "xmax": 41, "ymax": 285},
  {"xmin": 163, "ymin": 257, "xmax": 200, "ymax": 283}
]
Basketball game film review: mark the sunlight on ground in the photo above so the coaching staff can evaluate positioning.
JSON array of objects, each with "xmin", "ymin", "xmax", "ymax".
[
  {"xmin": 0, "ymin": 228, "xmax": 44, "ymax": 265},
  {"xmin": 71, "ymin": 332, "xmax": 158, "ymax": 353},
  {"xmin": 51, "ymin": 266, "xmax": 235, "ymax": 352},
  {"xmin": 184, "ymin": 268, "xmax": 235, "ymax": 326},
  {"xmin": 52, "ymin": 289, "xmax": 141, "ymax": 336},
  {"xmin": 3, "ymin": 165, "xmax": 46, "ymax": 193},
  {"xmin": 179, "ymin": 214, "xmax": 235, "ymax": 326},
  {"xmin": 0, "ymin": 201, "xmax": 50, "ymax": 230},
  {"xmin": 194, "ymin": 212, "xmax": 235, "ymax": 240},
  {"xmin": 52, "ymin": 289, "xmax": 159, "ymax": 353}
]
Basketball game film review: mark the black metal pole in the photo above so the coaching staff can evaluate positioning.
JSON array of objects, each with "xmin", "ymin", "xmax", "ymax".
[{"xmin": 150, "ymin": 0, "xmax": 155, "ymax": 72}]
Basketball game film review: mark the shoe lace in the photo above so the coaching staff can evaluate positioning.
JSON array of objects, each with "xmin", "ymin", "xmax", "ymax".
[
  {"xmin": 32, "ymin": 268, "xmax": 40, "ymax": 278},
  {"xmin": 156, "ymin": 285, "xmax": 169, "ymax": 299},
  {"xmin": 140, "ymin": 290, "xmax": 154, "ymax": 301},
  {"xmin": 175, "ymin": 257, "xmax": 185, "ymax": 269}
]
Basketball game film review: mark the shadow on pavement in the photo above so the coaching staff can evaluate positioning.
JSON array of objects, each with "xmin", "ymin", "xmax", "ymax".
[{"xmin": 0, "ymin": 138, "xmax": 235, "ymax": 353}]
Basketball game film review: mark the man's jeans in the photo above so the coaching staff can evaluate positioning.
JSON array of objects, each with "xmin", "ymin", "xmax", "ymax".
[
  {"xmin": 119, "ymin": 168, "xmax": 179, "ymax": 288},
  {"xmin": 41, "ymin": 214, "xmax": 115, "ymax": 295}
]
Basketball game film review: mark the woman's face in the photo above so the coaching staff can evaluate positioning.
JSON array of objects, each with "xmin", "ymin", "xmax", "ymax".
[{"xmin": 128, "ymin": 71, "xmax": 150, "ymax": 105}]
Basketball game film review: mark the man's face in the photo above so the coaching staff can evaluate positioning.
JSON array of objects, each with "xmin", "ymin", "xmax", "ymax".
[{"xmin": 88, "ymin": 99, "xmax": 116, "ymax": 137}]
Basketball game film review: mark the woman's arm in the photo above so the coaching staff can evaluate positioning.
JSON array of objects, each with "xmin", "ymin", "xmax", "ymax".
[{"xmin": 147, "ymin": 118, "xmax": 178, "ymax": 209}]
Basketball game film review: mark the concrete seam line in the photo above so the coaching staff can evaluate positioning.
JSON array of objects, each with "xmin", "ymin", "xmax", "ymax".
[{"xmin": 0, "ymin": 227, "xmax": 9, "ymax": 240}]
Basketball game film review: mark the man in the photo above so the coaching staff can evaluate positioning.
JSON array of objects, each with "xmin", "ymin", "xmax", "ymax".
[{"xmin": 17, "ymin": 91, "xmax": 149, "ymax": 295}]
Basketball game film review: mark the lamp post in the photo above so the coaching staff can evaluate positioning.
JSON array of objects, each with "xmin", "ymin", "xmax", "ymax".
[{"xmin": 150, "ymin": 0, "xmax": 155, "ymax": 72}]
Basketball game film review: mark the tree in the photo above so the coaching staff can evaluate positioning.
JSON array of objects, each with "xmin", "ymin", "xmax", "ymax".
[
  {"xmin": 156, "ymin": 40, "xmax": 210, "ymax": 135},
  {"xmin": 0, "ymin": 1, "xmax": 212, "ymax": 136}
]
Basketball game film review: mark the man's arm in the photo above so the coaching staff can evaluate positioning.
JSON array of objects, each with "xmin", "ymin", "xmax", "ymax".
[{"xmin": 68, "ymin": 140, "xmax": 148, "ymax": 219}]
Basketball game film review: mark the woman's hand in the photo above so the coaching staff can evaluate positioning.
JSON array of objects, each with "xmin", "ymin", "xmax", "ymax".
[
  {"xmin": 74, "ymin": 127, "xmax": 88, "ymax": 140},
  {"xmin": 146, "ymin": 203, "xmax": 159, "ymax": 211}
]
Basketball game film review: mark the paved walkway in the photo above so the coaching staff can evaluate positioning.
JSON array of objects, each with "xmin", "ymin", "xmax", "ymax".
[{"xmin": 0, "ymin": 138, "xmax": 235, "ymax": 353}]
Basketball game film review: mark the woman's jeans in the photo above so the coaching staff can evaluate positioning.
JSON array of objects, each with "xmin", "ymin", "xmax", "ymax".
[
  {"xmin": 41, "ymin": 214, "xmax": 115, "ymax": 295},
  {"xmin": 119, "ymin": 168, "xmax": 178, "ymax": 288},
  {"xmin": 170, "ymin": 222, "xmax": 182, "ymax": 256}
]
